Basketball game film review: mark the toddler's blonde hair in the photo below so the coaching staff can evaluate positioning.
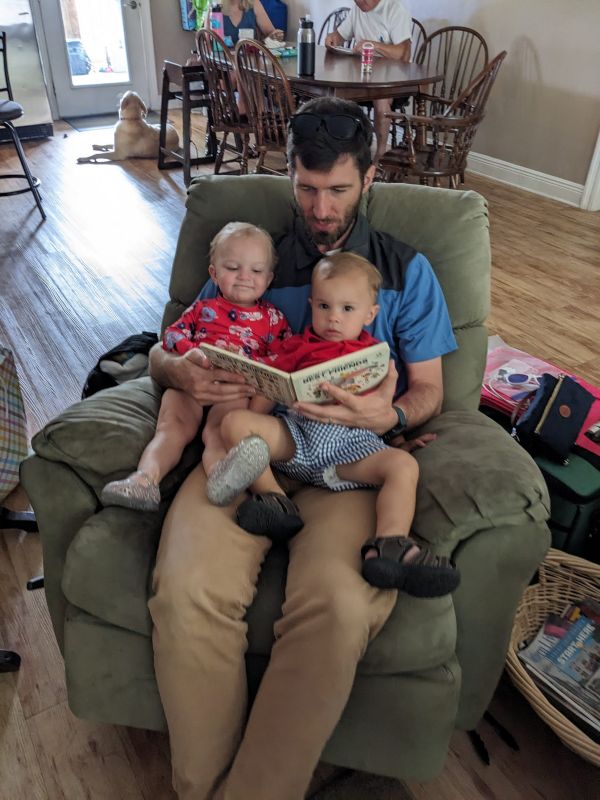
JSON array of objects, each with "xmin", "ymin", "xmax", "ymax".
[
  {"xmin": 312, "ymin": 252, "xmax": 382, "ymax": 301},
  {"xmin": 209, "ymin": 222, "xmax": 277, "ymax": 270}
]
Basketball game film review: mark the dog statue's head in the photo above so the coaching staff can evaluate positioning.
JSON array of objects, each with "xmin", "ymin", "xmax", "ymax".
[{"xmin": 119, "ymin": 91, "xmax": 148, "ymax": 120}]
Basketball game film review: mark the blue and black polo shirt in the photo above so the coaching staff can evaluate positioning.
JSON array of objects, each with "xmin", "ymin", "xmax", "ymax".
[{"xmin": 198, "ymin": 212, "xmax": 457, "ymax": 396}]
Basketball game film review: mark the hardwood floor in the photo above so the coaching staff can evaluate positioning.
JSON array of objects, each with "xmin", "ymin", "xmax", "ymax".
[{"xmin": 1, "ymin": 117, "xmax": 599, "ymax": 799}]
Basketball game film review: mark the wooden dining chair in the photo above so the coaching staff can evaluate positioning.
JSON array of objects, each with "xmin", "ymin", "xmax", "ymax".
[
  {"xmin": 195, "ymin": 29, "xmax": 256, "ymax": 175},
  {"xmin": 388, "ymin": 17, "xmax": 428, "ymax": 147},
  {"xmin": 379, "ymin": 51, "xmax": 506, "ymax": 189},
  {"xmin": 414, "ymin": 26, "xmax": 489, "ymax": 115},
  {"xmin": 234, "ymin": 40, "xmax": 295, "ymax": 175},
  {"xmin": 157, "ymin": 60, "xmax": 218, "ymax": 186},
  {"xmin": 411, "ymin": 18, "xmax": 426, "ymax": 62},
  {"xmin": 317, "ymin": 7, "xmax": 351, "ymax": 45}
]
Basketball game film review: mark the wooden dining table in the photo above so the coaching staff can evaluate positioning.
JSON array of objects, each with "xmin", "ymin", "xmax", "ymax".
[{"xmin": 276, "ymin": 44, "xmax": 443, "ymax": 104}]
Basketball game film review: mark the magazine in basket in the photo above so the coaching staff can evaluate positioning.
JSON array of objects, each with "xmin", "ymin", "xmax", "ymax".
[
  {"xmin": 518, "ymin": 599, "xmax": 600, "ymax": 736},
  {"xmin": 199, "ymin": 341, "xmax": 390, "ymax": 406}
]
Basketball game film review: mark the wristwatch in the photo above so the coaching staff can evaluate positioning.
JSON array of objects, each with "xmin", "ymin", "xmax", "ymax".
[{"xmin": 382, "ymin": 405, "xmax": 407, "ymax": 444}]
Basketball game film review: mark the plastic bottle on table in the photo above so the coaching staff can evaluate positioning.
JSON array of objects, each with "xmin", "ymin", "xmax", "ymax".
[{"xmin": 209, "ymin": 3, "xmax": 225, "ymax": 41}]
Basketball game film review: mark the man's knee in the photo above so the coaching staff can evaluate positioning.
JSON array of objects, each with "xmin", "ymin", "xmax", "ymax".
[
  {"xmin": 151, "ymin": 536, "xmax": 253, "ymax": 632},
  {"xmin": 282, "ymin": 572, "xmax": 377, "ymax": 652}
]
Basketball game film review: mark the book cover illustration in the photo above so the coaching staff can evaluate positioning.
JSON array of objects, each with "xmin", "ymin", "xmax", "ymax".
[
  {"xmin": 199, "ymin": 341, "xmax": 390, "ymax": 406},
  {"xmin": 543, "ymin": 615, "xmax": 600, "ymax": 715}
]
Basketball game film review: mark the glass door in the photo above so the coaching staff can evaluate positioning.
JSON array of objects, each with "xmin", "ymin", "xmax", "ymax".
[{"xmin": 39, "ymin": 0, "xmax": 152, "ymax": 117}]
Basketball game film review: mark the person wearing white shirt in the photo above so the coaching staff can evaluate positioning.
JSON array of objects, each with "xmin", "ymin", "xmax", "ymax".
[{"xmin": 325, "ymin": 0, "xmax": 412, "ymax": 163}]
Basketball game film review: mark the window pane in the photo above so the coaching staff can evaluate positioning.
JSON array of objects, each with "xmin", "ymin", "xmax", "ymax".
[{"xmin": 59, "ymin": 0, "xmax": 130, "ymax": 87}]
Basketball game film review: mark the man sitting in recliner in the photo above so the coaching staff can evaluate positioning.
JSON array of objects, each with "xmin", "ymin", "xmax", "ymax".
[{"xmin": 147, "ymin": 97, "xmax": 457, "ymax": 800}]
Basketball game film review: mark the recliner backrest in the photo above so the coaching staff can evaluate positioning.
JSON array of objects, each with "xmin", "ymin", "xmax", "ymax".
[{"xmin": 164, "ymin": 176, "xmax": 491, "ymax": 412}]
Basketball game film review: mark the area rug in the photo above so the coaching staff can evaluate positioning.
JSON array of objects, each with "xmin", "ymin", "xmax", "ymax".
[
  {"xmin": 63, "ymin": 111, "xmax": 160, "ymax": 131},
  {"xmin": 310, "ymin": 767, "xmax": 416, "ymax": 799}
]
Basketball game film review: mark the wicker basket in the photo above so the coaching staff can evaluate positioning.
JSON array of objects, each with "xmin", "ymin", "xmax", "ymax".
[{"xmin": 506, "ymin": 548, "xmax": 600, "ymax": 766}]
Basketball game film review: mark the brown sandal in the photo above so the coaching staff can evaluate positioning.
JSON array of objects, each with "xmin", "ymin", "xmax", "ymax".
[{"xmin": 361, "ymin": 535, "xmax": 460, "ymax": 596}]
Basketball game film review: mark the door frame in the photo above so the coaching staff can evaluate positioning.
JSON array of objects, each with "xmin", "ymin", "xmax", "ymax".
[
  {"xmin": 581, "ymin": 129, "xmax": 600, "ymax": 212},
  {"xmin": 30, "ymin": 0, "xmax": 160, "ymax": 119}
]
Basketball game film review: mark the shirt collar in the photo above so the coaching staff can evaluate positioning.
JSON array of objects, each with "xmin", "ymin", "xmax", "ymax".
[{"xmin": 292, "ymin": 211, "xmax": 372, "ymax": 271}]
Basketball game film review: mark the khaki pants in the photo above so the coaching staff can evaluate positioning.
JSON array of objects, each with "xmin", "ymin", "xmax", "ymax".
[{"xmin": 149, "ymin": 464, "xmax": 397, "ymax": 800}]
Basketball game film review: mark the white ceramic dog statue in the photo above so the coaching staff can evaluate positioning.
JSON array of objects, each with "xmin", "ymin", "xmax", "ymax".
[{"xmin": 77, "ymin": 91, "xmax": 179, "ymax": 163}]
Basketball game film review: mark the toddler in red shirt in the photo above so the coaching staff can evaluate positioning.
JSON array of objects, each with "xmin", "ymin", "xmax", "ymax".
[
  {"xmin": 205, "ymin": 252, "xmax": 459, "ymax": 596},
  {"xmin": 101, "ymin": 222, "xmax": 290, "ymax": 511}
]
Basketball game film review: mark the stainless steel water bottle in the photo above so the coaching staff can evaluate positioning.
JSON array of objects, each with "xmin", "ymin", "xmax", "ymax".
[{"xmin": 297, "ymin": 15, "xmax": 315, "ymax": 77}]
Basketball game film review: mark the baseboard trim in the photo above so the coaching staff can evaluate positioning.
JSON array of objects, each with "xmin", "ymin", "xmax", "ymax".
[{"xmin": 466, "ymin": 152, "xmax": 584, "ymax": 208}]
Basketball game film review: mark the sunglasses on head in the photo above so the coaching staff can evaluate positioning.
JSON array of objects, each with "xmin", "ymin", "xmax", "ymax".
[{"xmin": 289, "ymin": 112, "xmax": 365, "ymax": 141}]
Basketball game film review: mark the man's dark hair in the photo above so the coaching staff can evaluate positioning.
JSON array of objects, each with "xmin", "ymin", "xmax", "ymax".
[{"xmin": 287, "ymin": 97, "xmax": 374, "ymax": 180}]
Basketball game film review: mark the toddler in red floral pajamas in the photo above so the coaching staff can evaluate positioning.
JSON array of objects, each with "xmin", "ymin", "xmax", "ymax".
[{"xmin": 101, "ymin": 222, "xmax": 290, "ymax": 511}]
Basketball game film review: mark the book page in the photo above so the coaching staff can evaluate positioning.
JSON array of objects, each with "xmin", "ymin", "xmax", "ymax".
[{"xmin": 199, "ymin": 344, "xmax": 296, "ymax": 406}]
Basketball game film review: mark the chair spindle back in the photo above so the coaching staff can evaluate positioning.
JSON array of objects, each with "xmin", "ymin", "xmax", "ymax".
[
  {"xmin": 417, "ymin": 26, "xmax": 489, "ymax": 109},
  {"xmin": 234, "ymin": 40, "xmax": 295, "ymax": 172}
]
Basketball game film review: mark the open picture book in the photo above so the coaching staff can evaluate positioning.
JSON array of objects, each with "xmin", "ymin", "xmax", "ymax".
[{"xmin": 199, "ymin": 341, "xmax": 390, "ymax": 406}]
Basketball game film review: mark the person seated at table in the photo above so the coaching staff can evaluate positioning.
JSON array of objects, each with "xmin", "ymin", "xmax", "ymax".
[
  {"xmin": 325, "ymin": 0, "xmax": 412, "ymax": 164},
  {"xmin": 207, "ymin": 0, "xmax": 285, "ymax": 46},
  {"xmin": 205, "ymin": 1, "xmax": 284, "ymax": 119}
]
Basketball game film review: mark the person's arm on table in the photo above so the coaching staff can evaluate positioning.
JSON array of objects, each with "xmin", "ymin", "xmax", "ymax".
[
  {"xmin": 148, "ymin": 344, "xmax": 256, "ymax": 405},
  {"xmin": 324, "ymin": 30, "xmax": 345, "ymax": 48},
  {"xmin": 254, "ymin": 0, "xmax": 284, "ymax": 39}
]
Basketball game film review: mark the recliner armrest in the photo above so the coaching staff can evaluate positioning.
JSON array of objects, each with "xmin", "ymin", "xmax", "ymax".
[
  {"xmin": 411, "ymin": 410, "xmax": 550, "ymax": 551},
  {"xmin": 30, "ymin": 377, "xmax": 201, "ymax": 499}
]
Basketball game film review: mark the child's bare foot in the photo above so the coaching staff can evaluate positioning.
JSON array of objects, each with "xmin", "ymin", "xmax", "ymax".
[
  {"xmin": 101, "ymin": 470, "xmax": 160, "ymax": 511},
  {"xmin": 361, "ymin": 535, "xmax": 460, "ymax": 596}
]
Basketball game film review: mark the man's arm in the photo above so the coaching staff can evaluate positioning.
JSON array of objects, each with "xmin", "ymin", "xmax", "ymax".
[
  {"xmin": 292, "ymin": 356, "xmax": 443, "ymax": 435},
  {"xmin": 149, "ymin": 343, "xmax": 256, "ymax": 405},
  {"xmin": 391, "ymin": 357, "xmax": 443, "ymax": 429},
  {"xmin": 324, "ymin": 30, "xmax": 345, "ymax": 48},
  {"xmin": 353, "ymin": 39, "xmax": 411, "ymax": 62}
]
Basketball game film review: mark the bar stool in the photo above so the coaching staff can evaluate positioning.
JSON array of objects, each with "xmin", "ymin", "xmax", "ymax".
[
  {"xmin": 158, "ymin": 60, "xmax": 218, "ymax": 186},
  {"xmin": 0, "ymin": 31, "xmax": 45, "ymax": 221}
]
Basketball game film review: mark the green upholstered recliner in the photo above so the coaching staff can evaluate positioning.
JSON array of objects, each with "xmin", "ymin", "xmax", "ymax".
[{"xmin": 21, "ymin": 176, "xmax": 551, "ymax": 782}]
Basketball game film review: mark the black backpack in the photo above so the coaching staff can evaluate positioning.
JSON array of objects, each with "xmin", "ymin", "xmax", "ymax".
[{"xmin": 82, "ymin": 331, "xmax": 159, "ymax": 399}]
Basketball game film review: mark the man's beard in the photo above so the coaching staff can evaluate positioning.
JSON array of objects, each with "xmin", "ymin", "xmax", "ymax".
[{"xmin": 298, "ymin": 198, "xmax": 361, "ymax": 249}]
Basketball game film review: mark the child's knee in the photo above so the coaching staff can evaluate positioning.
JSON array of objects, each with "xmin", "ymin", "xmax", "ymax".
[
  {"xmin": 387, "ymin": 448, "xmax": 419, "ymax": 482},
  {"xmin": 220, "ymin": 408, "xmax": 253, "ymax": 445}
]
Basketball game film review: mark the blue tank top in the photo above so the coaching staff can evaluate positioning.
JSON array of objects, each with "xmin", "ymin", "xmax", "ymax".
[{"xmin": 223, "ymin": 8, "xmax": 257, "ymax": 44}]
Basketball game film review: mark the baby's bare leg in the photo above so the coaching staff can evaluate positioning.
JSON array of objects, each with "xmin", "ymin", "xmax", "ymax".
[
  {"xmin": 211, "ymin": 409, "xmax": 303, "ymax": 540},
  {"xmin": 102, "ymin": 389, "xmax": 204, "ymax": 511},
  {"xmin": 339, "ymin": 450, "xmax": 460, "ymax": 596},
  {"xmin": 202, "ymin": 398, "xmax": 251, "ymax": 476},
  {"xmin": 336, "ymin": 448, "xmax": 419, "ymax": 539},
  {"xmin": 220, "ymin": 409, "xmax": 295, "ymax": 495},
  {"xmin": 138, "ymin": 389, "xmax": 204, "ymax": 483}
]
